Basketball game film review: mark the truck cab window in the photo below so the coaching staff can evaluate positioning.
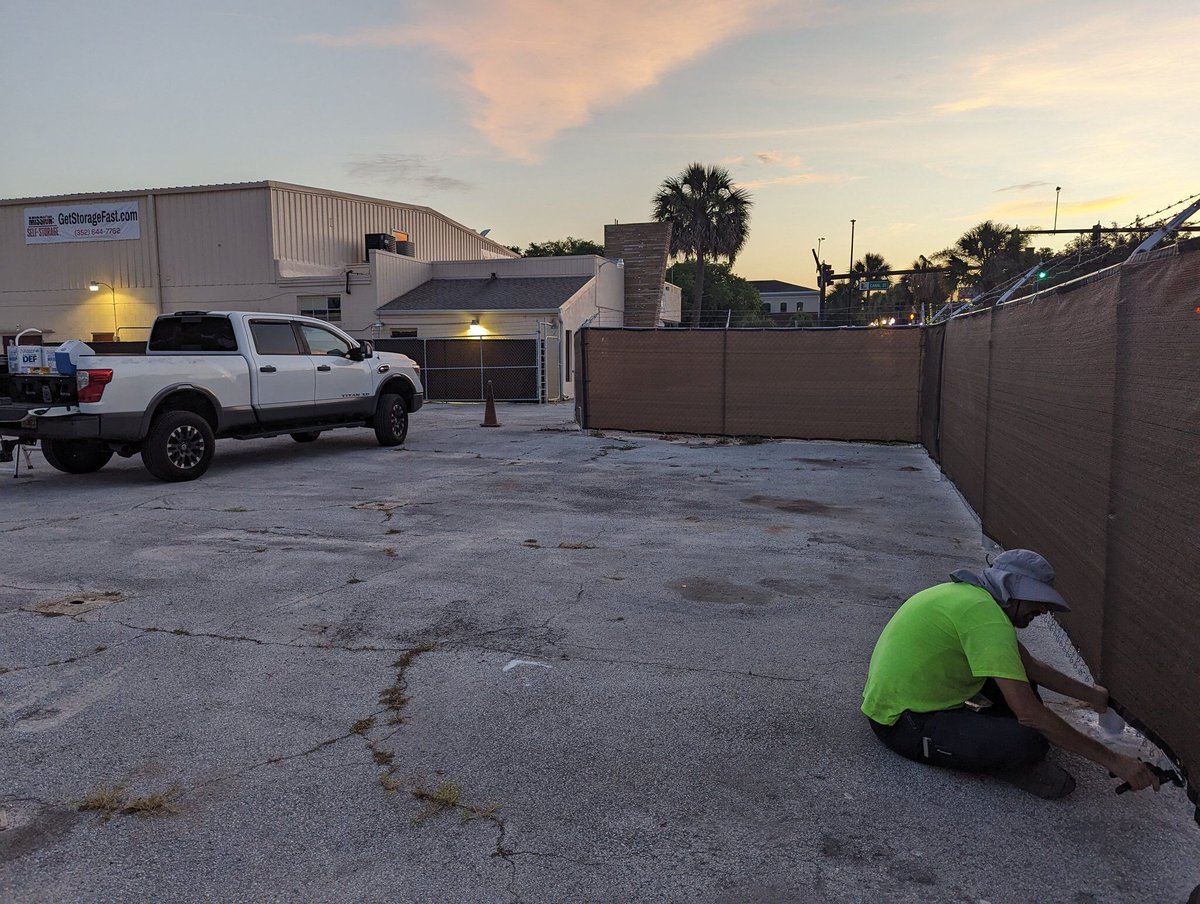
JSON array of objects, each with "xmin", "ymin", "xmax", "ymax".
[
  {"xmin": 300, "ymin": 324, "xmax": 353, "ymax": 357},
  {"xmin": 149, "ymin": 316, "xmax": 237, "ymax": 352},
  {"xmin": 250, "ymin": 321, "xmax": 302, "ymax": 355}
]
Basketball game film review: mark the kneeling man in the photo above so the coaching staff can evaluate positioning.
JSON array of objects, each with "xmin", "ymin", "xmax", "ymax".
[{"xmin": 862, "ymin": 549, "xmax": 1158, "ymax": 798}]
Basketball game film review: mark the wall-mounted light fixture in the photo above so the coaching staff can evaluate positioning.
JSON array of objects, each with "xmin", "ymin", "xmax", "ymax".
[
  {"xmin": 88, "ymin": 279, "xmax": 118, "ymax": 336},
  {"xmin": 468, "ymin": 317, "xmax": 487, "ymax": 337}
]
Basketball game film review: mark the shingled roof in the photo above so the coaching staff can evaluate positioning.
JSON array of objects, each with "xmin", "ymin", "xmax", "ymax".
[
  {"xmin": 378, "ymin": 275, "xmax": 592, "ymax": 312},
  {"xmin": 748, "ymin": 279, "xmax": 818, "ymax": 294}
]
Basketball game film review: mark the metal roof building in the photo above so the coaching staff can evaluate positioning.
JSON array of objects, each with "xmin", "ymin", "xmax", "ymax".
[{"xmin": 0, "ymin": 181, "xmax": 518, "ymax": 345}]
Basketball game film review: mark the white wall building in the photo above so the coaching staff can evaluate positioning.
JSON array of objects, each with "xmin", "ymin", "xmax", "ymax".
[{"xmin": 0, "ymin": 181, "xmax": 517, "ymax": 346}]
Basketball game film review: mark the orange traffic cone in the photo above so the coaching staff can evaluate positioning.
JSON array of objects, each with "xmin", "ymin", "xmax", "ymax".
[{"xmin": 481, "ymin": 380, "xmax": 501, "ymax": 427}]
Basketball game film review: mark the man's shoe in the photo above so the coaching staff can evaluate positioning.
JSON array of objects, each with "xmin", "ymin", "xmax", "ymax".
[{"xmin": 995, "ymin": 761, "xmax": 1076, "ymax": 799}]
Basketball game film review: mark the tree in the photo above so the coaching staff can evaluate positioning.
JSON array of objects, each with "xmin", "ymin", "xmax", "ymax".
[
  {"xmin": 903, "ymin": 254, "xmax": 952, "ymax": 319},
  {"xmin": 666, "ymin": 260, "xmax": 768, "ymax": 327},
  {"xmin": 852, "ymin": 253, "xmax": 892, "ymax": 324},
  {"xmin": 935, "ymin": 220, "xmax": 1030, "ymax": 297},
  {"xmin": 652, "ymin": 163, "xmax": 753, "ymax": 327},
  {"xmin": 521, "ymin": 236, "xmax": 604, "ymax": 257}
]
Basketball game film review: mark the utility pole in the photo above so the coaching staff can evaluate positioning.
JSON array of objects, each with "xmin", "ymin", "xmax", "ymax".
[{"xmin": 1053, "ymin": 186, "xmax": 1062, "ymax": 233}]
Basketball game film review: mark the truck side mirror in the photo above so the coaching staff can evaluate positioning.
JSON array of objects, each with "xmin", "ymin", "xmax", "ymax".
[
  {"xmin": 361, "ymin": 340, "xmax": 374, "ymax": 359},
  {"xmin": 349, "ymin": 341, "xmax": 373, "ymax": 361}
]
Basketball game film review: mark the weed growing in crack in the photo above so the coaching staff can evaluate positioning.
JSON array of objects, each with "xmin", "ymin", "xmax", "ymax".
[
  {"xmin": 410, "ymin": 781, "xmax": 502, "ymax": 827},
  {"xmin": 373, "ymin": 749, "xmax": 395, "ymax": 766},
  {"xmin": 351, "ymin": 717, "xmax": 376, "ymax": 734},
  {"xmin": 123, "ymin": 785, "xmax": 182, "ymax": 817},
  {"xmin": 392, "ymin": 643, "xmax": 435, "ymax": 672},
  {"xmin": 379, "ymin": 687, "xmax": 409, "ymax": 710},
  {"xmin": 78, "ymin": 784, "xmax": 127, "ymax": 820},
  {"xmin": 347, "ymin": 575, "xmax": 364, "ymax": 585},
  {"xmin": 78, "ymin": 783, "xmax": 181, "ymax": 820},
  {"xmin": 383, "ymin": 547, "xmax": 398, "ymax": 558},
  {"xmin": 223, "ymin": 506, "xmax": 249, "ymax": 513},
  {"xmin": 171, "ymin": 628, "xmax": 191, "ymax": 636}
]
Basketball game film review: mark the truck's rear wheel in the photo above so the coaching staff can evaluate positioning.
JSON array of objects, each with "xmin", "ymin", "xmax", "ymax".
[
  {"xmin": 41, "ymin": 439, "xmax": 114, "ymax": 474},
  {"xmin": 290, "ymin": 431, "xmax": 321, "ymax": 443},
  {"xmin": 373, "ymin": 393, "xmax": 408, "ymax": 446},
  {"xmin": 141, "ymin": 411, "xmax": 215, "ymax": 481}
]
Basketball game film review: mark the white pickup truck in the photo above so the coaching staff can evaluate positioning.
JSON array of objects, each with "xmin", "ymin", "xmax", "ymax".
[{"xmin": 0, "ymin": 311, "xmax": 423, "ymax": 481}]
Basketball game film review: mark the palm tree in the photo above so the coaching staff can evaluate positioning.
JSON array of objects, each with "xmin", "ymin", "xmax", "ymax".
[
  {"xmin": 905, "ymin": 254, "xmax": 952, "ymax": 313},
  {"xmin": 936, "ymin": 220, "xmax": 1030, "ymax": 295},
  {"xmin": 851, "ymin": 253, "xmax": 891, "ymax": 322},
  {"xmin": 652, "ymin": 163, "xmax": 752, "ymax": 327}
]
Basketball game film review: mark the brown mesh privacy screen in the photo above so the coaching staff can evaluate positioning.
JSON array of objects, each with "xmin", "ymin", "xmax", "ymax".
[
  {"xmin": 578, "ymin": 328, "xmax": 921, "ymax": 440},
  {"xmin": 981, "ymin": 274, "xmax": 1121, "ymax": 667},
  {"xmin": 1104, "ymin": 253, "xmax": 1200, "ymax": 784},
  {"xmin": 920, "ymin": 324, "xmax": 945, "ymax": 460},
  {"xmin": 938, "ymin": 311, "xmax": 992, "ymax": 515}
]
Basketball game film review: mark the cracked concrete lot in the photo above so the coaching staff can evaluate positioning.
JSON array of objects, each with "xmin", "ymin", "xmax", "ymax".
[{"xmin": 2, "ymin": 403, "xmax": 1198, "ymax": 903}]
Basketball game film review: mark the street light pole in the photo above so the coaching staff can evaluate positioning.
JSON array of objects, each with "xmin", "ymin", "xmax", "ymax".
[
  {"xmin": 848, "ymin": 220, "xmax": 856, "ymax": 325},
  {"xmin": 1053, "ymin": 186, "xmax": 1062, "ymax": 233},
  {"xmin": 88, "ymin": 279, "xmax": 118, "ymax": 337}
]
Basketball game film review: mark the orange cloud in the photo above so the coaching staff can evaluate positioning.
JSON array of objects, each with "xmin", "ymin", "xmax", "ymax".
[
  {"xmin": 986, "ymin": 194, "xmax": 1139, "ymax": 222},
  {"xmin": 299, "ymin": 0, "xmax": 783, "ymax": 161}
]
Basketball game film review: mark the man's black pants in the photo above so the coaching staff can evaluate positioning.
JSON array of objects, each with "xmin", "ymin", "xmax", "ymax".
[{"xmin": 868, "ymin": 679, "xmax": 1048, "ymax": 773}]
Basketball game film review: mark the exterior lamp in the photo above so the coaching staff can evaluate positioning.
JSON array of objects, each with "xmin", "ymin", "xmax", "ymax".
[
  {"xmin": 88, "ymin": 279, "xmax": 118, "ymax": 336},
  {"xmin": 468, "ymin": 318, "xmax": 487, "ymax": 336}
]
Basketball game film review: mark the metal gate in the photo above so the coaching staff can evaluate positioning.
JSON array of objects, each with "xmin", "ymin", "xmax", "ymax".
[{"xmin": 375, "ymin": 331, "xmax": 561, "ymax": 402}]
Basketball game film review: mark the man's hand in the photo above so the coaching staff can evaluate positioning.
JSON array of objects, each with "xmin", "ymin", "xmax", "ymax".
[
  {"xmin": 1110, "ymin": 754, "xmax": 1161, "ymax": 792},
  {"xmin": 1090, "ymin": 683, "xmax": 1110, "ymax": 713}
]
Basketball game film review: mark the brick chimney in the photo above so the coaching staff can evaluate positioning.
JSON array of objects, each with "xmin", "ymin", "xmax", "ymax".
[{"xmin": 603, "ymin": 222, "xmax": 672, "ymax": 328}]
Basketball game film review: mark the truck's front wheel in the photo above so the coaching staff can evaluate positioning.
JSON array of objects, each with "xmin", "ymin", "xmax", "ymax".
[
  {"xmin": 373, "ymin": 393, "xmax": 408, "ymax": 446},
  {"xmin": 41, "ymin": 439, "xmax": 114, "ymax": 474},
  {"xmin": 141, "ymin": 411, "xmax": 215, "ymax": 481}
]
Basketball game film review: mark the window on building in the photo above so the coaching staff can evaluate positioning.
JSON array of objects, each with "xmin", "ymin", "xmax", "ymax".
[
  {"xmin": 390, "ymin": 329, "xmax": 418, "ymax": 338},
  {"xmin": 299, "ymin": 295, "xmax": 341, "ymax": 322},
  {"xmin": 780, "ymin": 302, "xmax": 788, "ymax": 313},
  {"xmin": 762, "ymin": 302, "xmax": 772, "ymax": 314},
  {"xmin": 90, "ymin": 332, "xmax": 115, "ymax": 343}
]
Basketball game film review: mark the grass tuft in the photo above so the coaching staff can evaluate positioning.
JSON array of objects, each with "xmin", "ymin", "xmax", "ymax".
[
  {"xmin": 78, "ymin": 784, "xmax": 128, "ymax": 820},
  {"xmin": 379, "ymin": 687, "xmax": 409, "ymax": 710},
  {"xmin": 122, "ymin": 785, "xmax": 182, "ymax": 817},
  {"xmin": 351, "ymin": 717, "xmax": 376, "ymax": 734},
  {"xmin": 79, "ymin": 783, "xmax": 181, "ymax": 820}
]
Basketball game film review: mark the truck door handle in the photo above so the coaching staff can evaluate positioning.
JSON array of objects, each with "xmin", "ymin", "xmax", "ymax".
[
  {"xmin": 260, "ymin": 365, "xmax": 277, "ymax": 373},
  {"xmin": 377, "ymin": 364, "xmax": 390, "ymax": 373},
  {"xmin": 317, "ymin": 364, "xmax": 331, "ymax": 372}
]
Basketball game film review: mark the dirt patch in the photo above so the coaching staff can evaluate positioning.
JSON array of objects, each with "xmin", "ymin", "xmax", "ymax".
[
  {"xmin": 742, "ymin": 495, "xmax": 856, "ymax": 516},
  {"xmin": 668, "ymin": 578, "xmax": 771, "ymax": 606},
  {"xmin": 0, "ymin": 804, "xmax": 80, "ymax": 863},
  {"xmin": 789, "ymin": 457, "xmax": 867, "ymax": 469},
  {"xmin": 25, "ymin": 591, "xmax": 122, "ymax": 618}
]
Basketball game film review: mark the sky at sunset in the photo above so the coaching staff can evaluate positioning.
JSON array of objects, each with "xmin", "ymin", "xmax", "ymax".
[{"xmin": 2, "ymin": 0, "xmax": 1197, "ymax": 286}]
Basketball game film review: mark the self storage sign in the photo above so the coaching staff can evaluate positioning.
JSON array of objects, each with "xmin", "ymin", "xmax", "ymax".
[{"xmin": 25, "ymin": 202, "xmax": 141, "ymax": 244}]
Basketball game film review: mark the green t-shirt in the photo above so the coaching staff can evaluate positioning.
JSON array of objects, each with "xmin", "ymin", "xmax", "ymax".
[{"xmin": 861, "ymin": 582, "xmax": 1027, "ymax": 726}]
